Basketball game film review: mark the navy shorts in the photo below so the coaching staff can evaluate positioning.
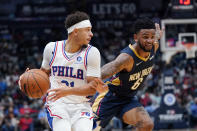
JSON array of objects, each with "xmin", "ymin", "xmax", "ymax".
[{"xmin": 92, "ymin": 91, "xmax": 142, "ymax": 128}]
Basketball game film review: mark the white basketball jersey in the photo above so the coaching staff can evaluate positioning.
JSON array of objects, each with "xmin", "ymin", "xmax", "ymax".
[{"xmin": 47, "ymin": 40, "xmax": 94, "ymax": 104}]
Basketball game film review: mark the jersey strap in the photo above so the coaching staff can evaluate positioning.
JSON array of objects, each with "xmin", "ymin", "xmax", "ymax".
[
  {"xmin": 49, "ymin": 41, "xmax": 58, "ymax": 67},
  {"xmin": 84, "ymin": 45, "xmax": 92, "ymax": 70}
]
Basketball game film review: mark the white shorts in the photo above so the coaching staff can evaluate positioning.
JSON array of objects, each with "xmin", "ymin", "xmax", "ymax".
[{"xmin": 45, "ymin": 101, "xmax": 93, "ymax": 130}]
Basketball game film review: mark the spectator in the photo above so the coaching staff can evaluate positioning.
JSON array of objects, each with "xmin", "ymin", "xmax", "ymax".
[
  {"xmin": 1, "ymin": 118, "xmax": 15, "ymax": 131},
  {"xmin": 36, "ymin": 106, "xmax": 49, "ymax": 130},
  {"xmin": 190, "ymin": 97, "xmax": 197, "ymax": 127},
  {"xmin": 19, "ymin": 101, "xmax": 38, "ymax": 115},
  {"xmin": 19, "ymin": 113, "xmax": 34, "ymax": 131}
]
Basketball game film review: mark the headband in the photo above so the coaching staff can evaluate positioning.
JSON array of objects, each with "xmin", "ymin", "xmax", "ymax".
[{"xmin": 67, "ymin": 20, "xmax": 92, "ymax": 34}]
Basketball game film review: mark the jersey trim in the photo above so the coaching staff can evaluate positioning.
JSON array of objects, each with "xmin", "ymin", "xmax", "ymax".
[
  {"xmin": 111, "ymin": 77, "xmax": 121, "ymax": 86},
  {"xmin": 92, "ymin": 90, "xmax": 109, "ymax": 116},
  {"xmin": 46, "ymin": 106, "xmax": 63, "ymax": 119},
  {"xmin": 45, "ymin": 108, "xmax": 53, "ymax": 129},
  {"xmin": 62, "ymin": 40, "xmax": 83, "ymax": 61},
  {"xmin": 84, "ymin": 45, "xmax": 92, "ymax": 70},
  {"xmin": 129, "ymin": 44, "xmax": 150, "ymax": 61},
  {"xmin": 49, "ymin": 42, "xmax": 58, "ymax": 67}
]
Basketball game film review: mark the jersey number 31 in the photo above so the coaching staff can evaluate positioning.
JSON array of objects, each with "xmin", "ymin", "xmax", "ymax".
[{"xmin": 61, "ymin": 80, "xmax": 75, "ymax": 87}]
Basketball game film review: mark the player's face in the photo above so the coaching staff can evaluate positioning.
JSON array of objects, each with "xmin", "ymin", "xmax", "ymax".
[
  {"xmin": 136, "ymin": 29, "xmax": 155, "ymax": 52},
  {"xmin": 77, "ymin": 27, "xmax": 93, "ymax": 46}
]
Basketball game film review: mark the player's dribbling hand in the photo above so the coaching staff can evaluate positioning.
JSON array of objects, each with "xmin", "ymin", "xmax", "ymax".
[
  {"xmin": 47, "ymin": 88, "xmax": 70, "ymax": 102},
  {"xmin": 91, "ymin": 78, "xmax": 108, "ymax": 93}
]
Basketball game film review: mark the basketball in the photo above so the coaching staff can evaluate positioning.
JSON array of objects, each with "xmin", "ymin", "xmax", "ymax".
[{"xmin": 19, "ymin": 69, "xmax": 50, "ymax": 98}]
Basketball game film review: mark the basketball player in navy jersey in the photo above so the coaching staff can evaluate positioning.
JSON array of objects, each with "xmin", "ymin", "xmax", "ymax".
[{"xmin": 92, "ymin": 18, "xmax": 164, "ymax": 131}]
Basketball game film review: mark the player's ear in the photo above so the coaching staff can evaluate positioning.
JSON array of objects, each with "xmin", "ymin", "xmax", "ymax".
[
  {"xmin": 134, "ymin": 34, "xmax": 138, "ymax": 43},
  {"xmin": 73, "ymin": 28, "xmax": 78, "ymax": 36}
]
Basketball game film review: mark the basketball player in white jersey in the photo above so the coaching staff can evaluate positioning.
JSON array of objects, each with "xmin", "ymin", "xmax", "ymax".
[{"xmin": 40, "ymin": 11, "xmax": 105, "ymax": 131}]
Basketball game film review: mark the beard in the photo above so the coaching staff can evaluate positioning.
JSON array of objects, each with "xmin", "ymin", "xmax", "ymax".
[{"xmin": 138, "ymin": 41, "xmax": 152, "ymax": 52}]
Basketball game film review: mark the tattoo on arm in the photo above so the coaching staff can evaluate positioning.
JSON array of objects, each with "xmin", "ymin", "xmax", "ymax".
[{"xmin": 101, "ymin": 53, "xmax": 133, "ymax": 80}]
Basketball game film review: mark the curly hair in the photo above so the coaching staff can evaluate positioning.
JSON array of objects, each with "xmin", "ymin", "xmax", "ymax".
[
  {"xmin": 65, "ymin": 11, "xmax": 90, "ymax": 29},
  {"xmin": 134, "ymin": 18, "xmax": 155, "ymax": 34}
]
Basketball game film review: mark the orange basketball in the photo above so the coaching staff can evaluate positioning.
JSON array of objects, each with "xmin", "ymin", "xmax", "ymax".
[{"xmin": 19, "ymin": 69, "xmax": 50, "ymax": 98}]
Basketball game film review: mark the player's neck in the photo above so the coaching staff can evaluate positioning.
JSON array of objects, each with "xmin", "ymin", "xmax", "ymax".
[
  {"xmin": 65, "ymin": 38, "xmax": 82, "ymax": 53},
  {"xmin": 139, "ymin": 50, "xmax": 150, "ymax": 59},
  {"xmin": 134, "ymin": 44, "xmax": 150, "ymax": 59}
]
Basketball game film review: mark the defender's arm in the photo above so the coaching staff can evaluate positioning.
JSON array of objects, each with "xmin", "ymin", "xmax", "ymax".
[{"xmin": 101, "ymin": 53, "xmax": 134, "ymax": 80}]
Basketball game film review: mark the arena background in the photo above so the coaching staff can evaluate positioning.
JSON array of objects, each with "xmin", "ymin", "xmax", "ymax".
[{"xmin": 0, "ymin": 0, "xmax": 197, "ymax": 130}]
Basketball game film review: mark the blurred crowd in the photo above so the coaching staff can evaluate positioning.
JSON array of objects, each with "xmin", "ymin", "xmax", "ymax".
[
  {"xmin": 0, "ymin": 29, "xmax": 51, "ymax": 131},
  {"xmin": 0, "ymin": 0, "xmax": 197, "ymax": 130}
]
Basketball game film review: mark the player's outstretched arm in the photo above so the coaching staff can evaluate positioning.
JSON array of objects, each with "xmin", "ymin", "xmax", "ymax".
[
  {"xmin": 101, "ymin": 53, "xmax": 133, "ymax": 80},
  {"xmin": 47, "ymin": 78, "xmax": 106, "ymax": 102},
  {"xmin": 154, "ymin": 23, "xmax": 165, "ymax": 52}
]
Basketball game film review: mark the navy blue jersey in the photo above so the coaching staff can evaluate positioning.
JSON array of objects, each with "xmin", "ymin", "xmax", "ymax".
[
  {"xmin": 107, "ymin": 44, "xmax": 155, "ymax": 97},
  {"xmin": 92, "ymin": 44, "xmax": 156, "ymax": 127}
]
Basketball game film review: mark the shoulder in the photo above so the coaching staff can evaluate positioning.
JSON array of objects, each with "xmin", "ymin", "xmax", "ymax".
[
  {"xmin": 44, "ymin": 40, "xmax": 64, "ymax": 51},
  {"xmin": 85, "ymin": 45, "xmax": 101, "ymax": 66},
  {"xmin": 85, "ymin": 45, "xmax": 100, "ymax": 55},
  {"xmin": 120, "ymin": 44, "xmax": 133, "ymax": 54},
  {"xmin": 116, "ymin": 53, "xmax": 133, "ymax": 63},
  {"xmin": 88, "ymin": 45, "xmax": 100, "ymax": 52},
  {"xmin": 45, "ymin": 42, "xmax": 56, "ymax": 49},
  {"xmin": 86, "ymin": 45, "xmax": 101, "ymax": 61},
  {"xmin": 45, "ymin": 40, "xmax": 65, "ymax": 48},
  {"xmin": 114, "ymin": 53, "xmax": 134, "ymax": 71}
]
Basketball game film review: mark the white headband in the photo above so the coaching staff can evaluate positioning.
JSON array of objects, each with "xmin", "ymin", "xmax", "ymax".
[{"xmin": 67, "ymin": 20, "xmax": 92, "ymax": 34}]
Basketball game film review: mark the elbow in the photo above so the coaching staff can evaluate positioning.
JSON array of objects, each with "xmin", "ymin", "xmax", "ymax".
[{"xmin": 101, "ymin": 74, "xmax": 107, "ymax": 80}]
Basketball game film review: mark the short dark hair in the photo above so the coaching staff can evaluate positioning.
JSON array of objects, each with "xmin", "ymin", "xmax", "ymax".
[
  {"xmin": 65, "ymin": 11, "xmax": 90, "ymax": 29},
  {"xmin": 134, "ymin": 18, "xmax": 155, "ymax": 34}
]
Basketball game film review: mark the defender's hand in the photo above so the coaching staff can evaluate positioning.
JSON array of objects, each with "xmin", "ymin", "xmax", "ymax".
[
  {"xmin": 155, "ymin": 23, "xmax": 164, "ymax": 41},
  {"xmin": 90, "ymin": 78, "xmax": 108, "ymax": 93}
]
